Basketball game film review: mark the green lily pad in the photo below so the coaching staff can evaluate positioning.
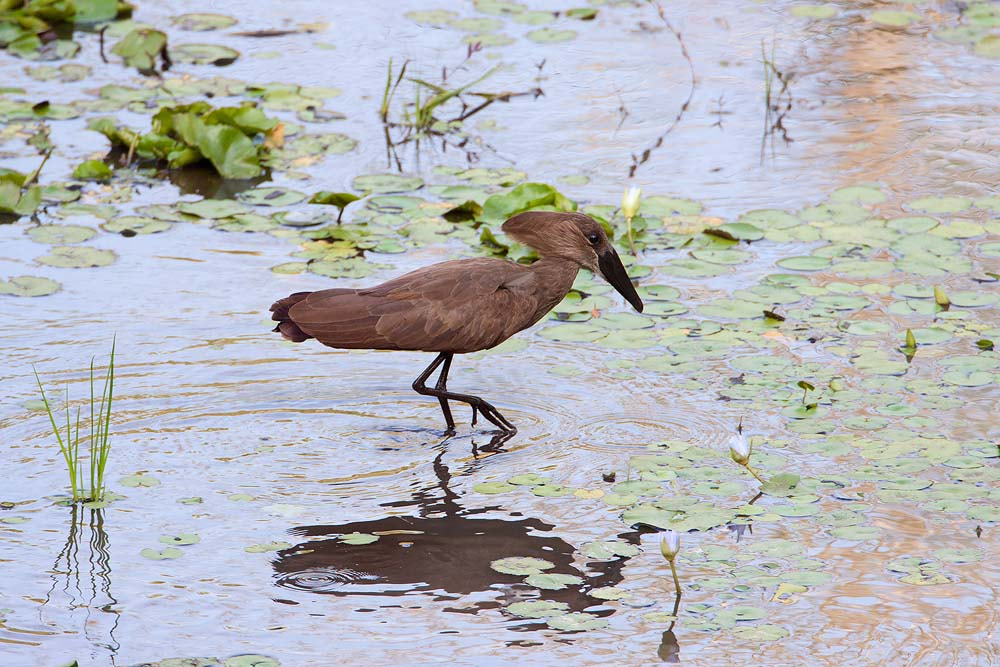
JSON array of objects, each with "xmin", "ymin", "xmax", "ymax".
[
  {"xmin": 473, "ymin": 481, "xmax": 517, "ymax": 494},
  {"xmin": 974, "ymin": 35, "xmax": 1000, "ymax": 58},
  {"xmin": 0, "ymin": 276, "xmax": 60, "ymax": 297},
  {"xmin": 72, "ymin": 160, "xmax": 112, "ymax": 181},
  {"xmin": 338, "ymin": 532, "xmax": 379, "ymax": 545},
  {"xmin": 239, "ymin": 188, "xmax": 307, "ymax": 207},
  {"xmin": 159, "ymin": 533, "xmax": 201, "ymax": 546},
  {"xmin": 244, "ymin": 541, "xmax": 291, "ymax": 553},
  {"xmin": 222, "ymin": 656, "xmax": 280, "ymax": 667},
  {"xmin": 119, "ymin": 474, "xmax": 160, "ymax": 487},
  {"xmin": 174, "ymin": 13, "xmax": 238, "ymax": 31},
  {"xmin": 527, "ymin": 28, "xmax": 577, "ymax": 43},
  {"xmin": 405, "ymin": 10, "xmax": 459, "ymax": 24},
  {"xmin": 792, "ymin": 4, "xmax": 838, "ymax": 19},
  {"xmin": 546, "ymin": 612, "xmax": 608, "ymax": 632},
  {"xmin": 776, "ymin": 256, "xmax": 831, "ymax": 271},
  {"xmin": 27, "ymin": 225, "xmax": 95, "ymax": 244},
  {"xmin": 524, "ymin": 573, "xmax": 583, "ymax": 590},
  {"xmin": 491, "ymin": 556, "xmax": 555, "ymax": 576},
  {"xmin": 179, "ymin": 199, "xmax": 250, "ymax": 219},
  {"xmin": 36, "ymin": 246, "xmax": 116, "ymax": 268},
  {"xmin": 170, "ymin": 43, "xmax": 240, "ymax": 66},
  {"xmin": 507, "ymin": 600, "xmax": 569, "ymax": 618},
  {"xmin": 353, "ymin": 174, "xmax": 424, "ymax": 193},
  {"xmin": 580, "ymin": 540, "xmax": 641, "ymax": 560},
  {"xmin": 731, "ymin": 624, "xmax": 790, "ymax": 641},
  {"xmin": 870, "ymin": 10, "xmax": 919, "ymax": 26},
  {"xmin": 102, "ymin": 217, "xmax": 172, "ymax": 234},
  {"xmin": 140, "ymin": 547, "xmax": 183, "ymax": 560}
]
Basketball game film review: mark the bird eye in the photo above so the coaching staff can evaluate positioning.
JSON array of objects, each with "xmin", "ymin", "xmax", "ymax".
[{"xmin": 587, "ymin": 233, "xmax": 600, "ymax": 245}]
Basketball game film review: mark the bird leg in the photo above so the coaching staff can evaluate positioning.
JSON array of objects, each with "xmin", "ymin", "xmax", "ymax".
[
  {"xmin": 412, "ymin": 353, "xmax": 517, "ymax": 436},
  {"xmin": 434, "ymin": 353, "xmax": 455, "ymax": 432}
]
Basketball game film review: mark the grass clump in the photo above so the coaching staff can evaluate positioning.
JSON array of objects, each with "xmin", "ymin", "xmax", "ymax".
[{"xmin": 33, "ymin": 338, "xmax": 116, "ymax": 504}]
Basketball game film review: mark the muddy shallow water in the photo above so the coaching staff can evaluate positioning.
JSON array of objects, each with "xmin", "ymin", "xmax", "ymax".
[{"xmin": 1, "ymin": 0, "xmax": 999, "ymax": 665}]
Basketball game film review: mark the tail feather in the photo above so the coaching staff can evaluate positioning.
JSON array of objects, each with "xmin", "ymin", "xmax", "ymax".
[{"xmin": 270, "ymin": 292, "xmax": 312, "ymax": 342}]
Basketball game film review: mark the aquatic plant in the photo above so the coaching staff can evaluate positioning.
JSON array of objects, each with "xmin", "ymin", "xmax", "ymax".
[
  {"xmin": 0, "ymin": 149, "xmax": 50, "ymax": 218},
  {"xmin": 309, "ymin": 191, "xmax": 360, "ymax": 224},
  {"xmin": 88, "ymin": 102, "xmax": 282, "ymax": 179},
  {"xmin": 621, "ymin": 185, "xmax": 642, "ymax": 255},
  {"xmin": 110, "ymin": 27, "xmax": 170, "ymax": 75},
  {"xmin": 33, "ymin": 338, "xmax": 116, "ymax": 503},
  {"xmin": 727, "ymin": 420, "xmax": 766, "ymax": 485},
  {"xmin": 379, "ymin": 55, "xmax": 541, "ymax": 167},
  {"xmin": 659, "ymin": 529, "xmax": 681, "ymax": 596},
  {"xmin": 0, "ymin": 0, "xmax": 132, "ymax": 60}
]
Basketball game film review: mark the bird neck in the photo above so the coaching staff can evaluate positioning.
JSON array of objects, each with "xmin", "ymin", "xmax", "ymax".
[{"xmin": 528, "ymin": 255, "xmax": 581, "ymax": 307}]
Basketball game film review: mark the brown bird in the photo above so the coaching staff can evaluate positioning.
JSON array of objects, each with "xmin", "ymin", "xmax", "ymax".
[{"xmin": 270, "ymin": 211, "xmax": 644, "ymax": 447}]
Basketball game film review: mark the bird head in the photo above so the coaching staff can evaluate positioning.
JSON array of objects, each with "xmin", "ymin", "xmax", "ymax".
[{"xmin": 501, "ymin": 211, "xmax": 644, "ymax": 313}]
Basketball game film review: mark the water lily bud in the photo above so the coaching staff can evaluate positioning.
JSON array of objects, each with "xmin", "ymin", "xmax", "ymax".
[
  {"xmin": 660, "ymin": 530, "xmax": 680, "ymax": 561},
  {"xmin": 622, "ymin": 186, "xmax": 641, "ymax": 220},
  {"xmin": 933, "ymin": 286, "xmax": 950, "ymax": 308},
  {"xmin": 728, "ymin": 431, "xmax": 751, "ymax": 466}
]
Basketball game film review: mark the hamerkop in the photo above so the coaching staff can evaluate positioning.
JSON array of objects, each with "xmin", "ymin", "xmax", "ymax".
[{"xmin": 270, "ymin": 211, "xmax": 643, "ymax": 446}]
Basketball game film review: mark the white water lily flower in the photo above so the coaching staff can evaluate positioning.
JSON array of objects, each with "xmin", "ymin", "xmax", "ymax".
[
  {"xmin": 660, "ymin": 530, "xmax": 680, "ymax": 561},
  {"xmin": 728, "ymin": 431, "xmax": 751, "ymax": 466},
  {"xmin": 621, "ymin": 186, "xmax": 641, "ymax": 220}
]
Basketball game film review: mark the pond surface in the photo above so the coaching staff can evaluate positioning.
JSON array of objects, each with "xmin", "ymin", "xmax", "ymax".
[{"xmin": 1, "ymin": 0, "xmax": 998, "ymax": 665}]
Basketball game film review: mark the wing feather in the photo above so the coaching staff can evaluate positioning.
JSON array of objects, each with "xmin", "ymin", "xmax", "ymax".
[{"xmin": 288, "ymin": 258, "xmax": 543, "ymax": 353}]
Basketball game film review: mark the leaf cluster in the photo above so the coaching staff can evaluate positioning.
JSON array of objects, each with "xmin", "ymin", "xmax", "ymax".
[{"xmin": 88, "ymin": 102, "xmax": 281, "ymax": 179}]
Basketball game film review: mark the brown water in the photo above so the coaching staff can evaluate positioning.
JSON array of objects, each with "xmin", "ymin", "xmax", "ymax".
[{"xmin": 1, "ymin": 1, "xmax": 999, "ymax": 665}]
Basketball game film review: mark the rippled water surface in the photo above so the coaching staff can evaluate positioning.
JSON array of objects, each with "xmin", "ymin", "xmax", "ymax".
[{"xmin": 1, "ymin": 0, "xmax": 998, "ymax": 665}]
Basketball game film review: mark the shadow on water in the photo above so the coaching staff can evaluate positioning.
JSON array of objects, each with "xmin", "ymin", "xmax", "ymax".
[
  {"xmin": 40, "ymin": 505, "xmax": 120, "ymax": 663},
  {"xmin": 166, "ymin": 163, "xmax": 268, "ymax": 199},
  {"xmin": 272, "ymin": 451, "xmax": 642, "ymax": 625}
]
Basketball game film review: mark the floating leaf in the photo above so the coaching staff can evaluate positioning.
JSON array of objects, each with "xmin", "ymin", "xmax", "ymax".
[
  {"xmin": 490, "ymin": 556, "xmax": 554, "ymax": 576},
  {"xmin": 524, "ymin": 572, "xmax": 583, "ymax": 590},
  {"xmin": 72, "ymin": 160, "xmax": 112, "ymax": 181},
  {"xmin": 170, "ymin": 43, "xmax": 240, "ymax": 66},
  {"xmin": 546, "ymin": 612, "xmax": 608, "ymax": 632},
  {"xmin": 140, "ymin": 547, "xmax": 183, "ymax": 560},
  {"xmin": 338, "ymin": 532, "xmax": 379, "ymax": 545},
  {"xmin": 244, "ymin": 541, "xmax": 291, "ymax": 553}
]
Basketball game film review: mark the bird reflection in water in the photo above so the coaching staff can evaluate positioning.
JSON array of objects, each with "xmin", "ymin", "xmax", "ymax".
[{"xmin": 271, "ymin": 451, "xmax": 641, "ymax": 625}]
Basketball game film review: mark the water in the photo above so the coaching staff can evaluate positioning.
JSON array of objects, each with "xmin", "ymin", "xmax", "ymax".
[{"xmin": 1, "ymin": 0, "xmax": 998, "ymax": 665}]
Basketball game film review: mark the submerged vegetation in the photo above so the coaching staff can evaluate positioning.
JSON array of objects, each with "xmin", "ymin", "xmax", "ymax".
[{"xmin": 33, "ymin": 339, "xmax": 116, "ymax": 504}]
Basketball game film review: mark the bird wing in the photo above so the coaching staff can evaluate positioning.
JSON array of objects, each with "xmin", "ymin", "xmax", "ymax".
[{"xmin": 288, "ymin": 258, "xmax": 542, "ymax": 353}]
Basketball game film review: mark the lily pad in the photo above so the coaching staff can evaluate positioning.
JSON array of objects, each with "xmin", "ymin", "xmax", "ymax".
[
  {"xmin": 546, "ymin": 612, "xmax": 608, "ymax": 632},
  {"xmin": 491, "ymin": 556, "xmax": 554, "ymax": 576},
  {"xmin": 170, "ymin": 43, "xmax": 240, "ymax": 66},
  {"xmin": 0, "ymin": 276, "xmax": 60, "ymax": 297},
  {"xmin": 27, "ymin": 225, "xmax": 95, "ymax": 244},
  {"xmin": 524, "ymin": 573, "xmax": 583, "ymax": 590},
  {"xmin": 239, "ymin": 187, "xmax": 307, "ymax": 207},
  {"xmin": 140, "ymin": 547, "xmax": 183, "ymax": 560},
  {"xmin": 174, "ymin": 13, "xmax": 238, "ymax": 31},
  {"xmin": 353, "ymin": 174, "xmax": 423, "ymax": 193},
  {"xmin": 527, "ymin": 28, "xmax": 577, "ymax": 43},
  {"xmin": 507, "ymin": 600, "xmax": 569, "ymax": 618}
]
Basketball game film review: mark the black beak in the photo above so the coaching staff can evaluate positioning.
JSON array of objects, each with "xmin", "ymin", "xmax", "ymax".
[{"xmin": 598, "ymin": 247, "xmax": 644, "ymax": 313}]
